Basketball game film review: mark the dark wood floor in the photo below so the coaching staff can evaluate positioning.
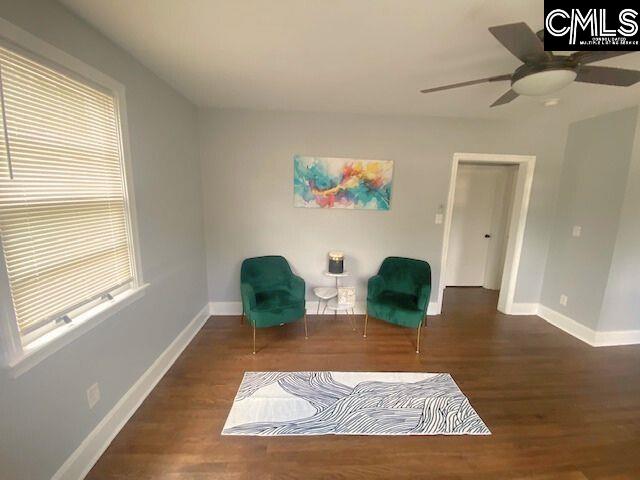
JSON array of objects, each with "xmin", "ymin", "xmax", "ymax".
[{"xmin": 87, "ymin": 288, "xmax": 640, "ymax": 479}]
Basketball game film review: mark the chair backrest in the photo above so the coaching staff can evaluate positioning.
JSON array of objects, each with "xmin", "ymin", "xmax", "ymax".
[
  {"xmin": 378, "ymin": 256, "xmax": 431, "ymax": 296},
  {"xmin": 241, "ymin": 256, "xmax": 293, "ymax": 292}
]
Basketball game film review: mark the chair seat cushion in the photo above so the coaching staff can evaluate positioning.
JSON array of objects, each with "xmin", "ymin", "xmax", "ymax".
[
  {"xmin": 368, "ymin": 290, "xmax": 423, "ymax": 328},
  {"xmin": 375, "ymin": 290, "xmax": 419, "ymax": 310},
  {"xmin": 249, "ymin": 289, "xmax": 305, "ymax": 328},
  {"xmin": 255, "ymin": 289, "xmax": 300, "ymax": 311}
]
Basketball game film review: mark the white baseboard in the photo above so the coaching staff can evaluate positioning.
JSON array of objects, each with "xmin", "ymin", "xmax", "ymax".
[
  {"xmin": 209, "ymin": 301, "xmax": 241, "ymax": 315},
  {"xmin": 537, "ymin": 304, "xmax": 640, "ymax": 347},
  {"xmin": 52, "ymin": 304, "xmax": 211, "ymax": 480},
  {"xmin": 537, "ymin": 304, "xmax": 598, "ymax": 345},
  {"xmin": 592, "ymin": 329, "xmax": 640, "ymax": 347},
  {"xmin": 508, "ymin": 302, "xmax": 539, "ymax": 315},
  {"xmin": 209, "ymin": 301, "xmax": 439, "ymax": 316},
  {"xmin": 210, "ymin": 300, "xmax": 639, "ymax": 347}
]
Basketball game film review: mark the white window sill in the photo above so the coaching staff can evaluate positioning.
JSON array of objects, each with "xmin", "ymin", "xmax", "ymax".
[{"xmin": 6, "ymin": 284, "xmax": 149, "ymax": 378}]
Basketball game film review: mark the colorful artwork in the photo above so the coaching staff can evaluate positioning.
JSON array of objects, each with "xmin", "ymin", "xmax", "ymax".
[{"xmin": 294, "ymin": 155, "xmax": 393, "ymax": 210}]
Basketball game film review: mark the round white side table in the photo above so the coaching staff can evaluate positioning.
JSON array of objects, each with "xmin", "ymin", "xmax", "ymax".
[
  {"xmin": 324, "ymin": 271, "xmax": 349, "ymax": 289},
  {"xmin": 326, "ymin": 297, "xmax": 357, "ymax": 331},
  {"xmin": 313, "ymin": 286, "xmax": 338, "ymax": 314}
]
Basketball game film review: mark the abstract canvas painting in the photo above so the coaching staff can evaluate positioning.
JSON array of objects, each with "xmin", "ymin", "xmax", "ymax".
[{"xmin": 294, "ymin": 155, "xmax": 393, "ymax": 210}]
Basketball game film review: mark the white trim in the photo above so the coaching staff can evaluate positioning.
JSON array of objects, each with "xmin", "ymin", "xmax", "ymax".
[
  {"xmin": 593, "ymin": 329, "xmax": 640, "ymax": 347},
  {"xmin": 52, "ymin": 304, "xmax": 210, "ymax": 480},
  {"xmin": 537, "ymin": 304, "xmax": 597, "ymax": 345},
  {"xmin": 0, "ymin": 17, "xmax": 145, "ymax": 365},
  {"xmin": 216, "ymin": 300, "xmax": 633, "ymax": 347},
  {"xmin": 8, "ymin": 284, "xmax": 149, "ymax": 378},
  {"xmin": 0, "ymin": 244, "xmax": 21, "ymax": 365},
  {"xmin": 538, "ymin": 304, "xmax": 596, "ymax": 345},
  {"xmin": 537, "ymin": 304, "xmax": 640, "ymax": 347},
  {"xmin": 0, "ymin": 18, "xmax": 128, "ymax": 99},
  {"xmin": 437, "ymin": 153, "xmax": 536, "ymax": 315},
  {"xmin": 115, "ymin": 88, "xmax": 143, "ymax": 289},
  {"xmin": 209, "ymin": 301, "xmax": 439, "ymax": 316},
  {"xmin": 209, "ymin": 301, "xmax": 243, "ymax": 315},
  {"xmin": 508, "ymin": 303, "xmax": 539, "ymax": 315}
]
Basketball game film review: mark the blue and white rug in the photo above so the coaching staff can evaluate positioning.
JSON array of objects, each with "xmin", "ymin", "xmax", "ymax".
[{"xmin": 222, "ymin": 371, "xmax": 490, "ymax": 436}]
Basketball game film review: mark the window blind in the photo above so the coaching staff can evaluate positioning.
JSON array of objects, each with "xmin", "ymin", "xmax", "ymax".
[{"xmin": 0, "ymin": 44, "xmax": 134, "ymax": 337}]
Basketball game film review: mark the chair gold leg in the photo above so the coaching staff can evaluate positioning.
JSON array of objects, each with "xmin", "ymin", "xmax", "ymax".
[
  {"xmin": 416, "ymin": 323, "xmax": 422, "ymax": 354},
  {"xmin": 363, "ymin": 314, "xmax": 368, "ymax": 338},
  {"xmin": 304, "ymin": 314, "xmax": 308, "ymax": 339},
  {"xmin": 252, "ymin": 323, "xmax": 256, "ymax": 355}
]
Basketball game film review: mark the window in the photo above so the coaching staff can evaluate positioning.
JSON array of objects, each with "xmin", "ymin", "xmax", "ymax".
[{"xmin": 0, "ymin": 42, "xmax": 139, "ymax": 350}]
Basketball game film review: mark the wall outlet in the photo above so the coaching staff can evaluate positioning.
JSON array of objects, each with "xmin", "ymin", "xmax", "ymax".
[
  {"xmin": 87, "ymin": 383, "xmax": 100, "ymax": 409},
  {"xmin": 572, "ymin": 225, "xmax": 582, "ymax": 237},
  {"xmin": 435, "ymin": 213, "xmax": 443, "ymax": 225},
  {"xmin": 559, "ymin": 294, "xmax": 568, "ymax": 307}
]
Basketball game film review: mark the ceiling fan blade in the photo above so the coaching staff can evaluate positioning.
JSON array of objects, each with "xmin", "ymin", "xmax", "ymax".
[
  {"xmin": 576, "ymin": 66, "xmax": 640, "ymax": 86},
  {"xmin": 490, "ymin": 89, "xmax": 519, "ymax": 107},
  {"xmin": 489, "ymin": 22, "xmax": 549, "ymax": 64},
  {"xmin": 570, "ymin": 51, "xmax": 633, "ymax": 65},
  {"xmin": 420, "ymin": 74, "xmax": 511, "ymax": 93}
]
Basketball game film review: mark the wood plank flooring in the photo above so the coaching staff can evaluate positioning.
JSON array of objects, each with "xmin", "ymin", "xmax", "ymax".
[{"xmin": 87, "ymin": 288, "xmax": 640, "ymax": 479}]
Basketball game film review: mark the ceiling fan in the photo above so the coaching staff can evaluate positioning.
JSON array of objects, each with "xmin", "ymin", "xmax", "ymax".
[{"xmin": 420, "ymin": 22, "xmax": 640, "ymax": 107}]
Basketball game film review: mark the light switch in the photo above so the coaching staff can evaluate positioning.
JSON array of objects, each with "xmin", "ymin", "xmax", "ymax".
[
  {"xmin": 572, "ymin": 225, "xmax": 582, "ymax": 237},
  {"xmin": 435, "ymin": 213, "xmax": 443, "ymax": 225}
]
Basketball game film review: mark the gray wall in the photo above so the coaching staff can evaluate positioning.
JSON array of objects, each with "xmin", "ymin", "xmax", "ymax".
[
  {"xmin": 0, "ymin": 1, "xmax": 208, "ymax": 479},
  {"xmin": 199, "ymin": 108, "xmax": 567, "ymax": 308},
  {"xmin": 540, "ymin": 107, "xmax": 638, "ymax": 330},
  {"xmin": 598, "ymin": 111, "xmax": 640, "ymax": 332}
]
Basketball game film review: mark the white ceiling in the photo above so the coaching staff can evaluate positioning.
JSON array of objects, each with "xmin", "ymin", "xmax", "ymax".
[{"xmin": 59, "ymin": 0, "xmax": 640, "ymax": 121}]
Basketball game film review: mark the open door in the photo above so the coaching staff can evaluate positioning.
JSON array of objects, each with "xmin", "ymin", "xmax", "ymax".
[{"xmin": 438, "ymin": 153, "xmax": 536, "ymax": 314}]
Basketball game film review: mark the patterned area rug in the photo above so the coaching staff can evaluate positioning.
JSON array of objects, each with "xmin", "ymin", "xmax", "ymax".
[{"xmin": 222, "ymin": 371, "xmax": 490, "ymax": 436}]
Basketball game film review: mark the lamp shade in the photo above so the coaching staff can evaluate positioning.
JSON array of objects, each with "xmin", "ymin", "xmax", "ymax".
[
  {"xmin": 512, "ymin": 69, "xmax": 577, "ymax": 96},
  {"xmin": 328, "ymin": 251, "xmax": 344, "ymax": 274}
]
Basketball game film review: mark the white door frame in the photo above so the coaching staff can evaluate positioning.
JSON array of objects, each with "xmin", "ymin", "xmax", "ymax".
[{"xmin": 437, "ymin": 153, "xmax": 536, "ymax": 314}]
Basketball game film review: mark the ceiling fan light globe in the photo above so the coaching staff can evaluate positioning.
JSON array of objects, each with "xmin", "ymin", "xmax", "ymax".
[{"xmin": 512, "ymin": 69, "xmax": 577, "ymax": 96}]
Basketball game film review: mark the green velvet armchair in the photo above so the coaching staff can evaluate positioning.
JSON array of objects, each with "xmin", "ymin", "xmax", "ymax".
[
  {"xmin": 240, "ymin": 256, "xmax": 307, "ymax": 353},
  {"xmin": 365, "ymin": 256, "xmax": 431, "ymax": 353}
]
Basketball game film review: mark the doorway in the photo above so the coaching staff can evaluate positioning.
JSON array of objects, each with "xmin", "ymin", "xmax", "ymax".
[
  {"xmin": 437, "ymin": 153, "xmax": 536, "ymax": 315},
  {"xmin": 445, "ymin": 163, "xmax": 516, "ymax": 289}
]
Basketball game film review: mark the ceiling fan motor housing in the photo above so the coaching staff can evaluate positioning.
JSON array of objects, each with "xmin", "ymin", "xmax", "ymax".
[{"xmin": 511, "ymin": 59, "xmax": 578, "ymax": 96}]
